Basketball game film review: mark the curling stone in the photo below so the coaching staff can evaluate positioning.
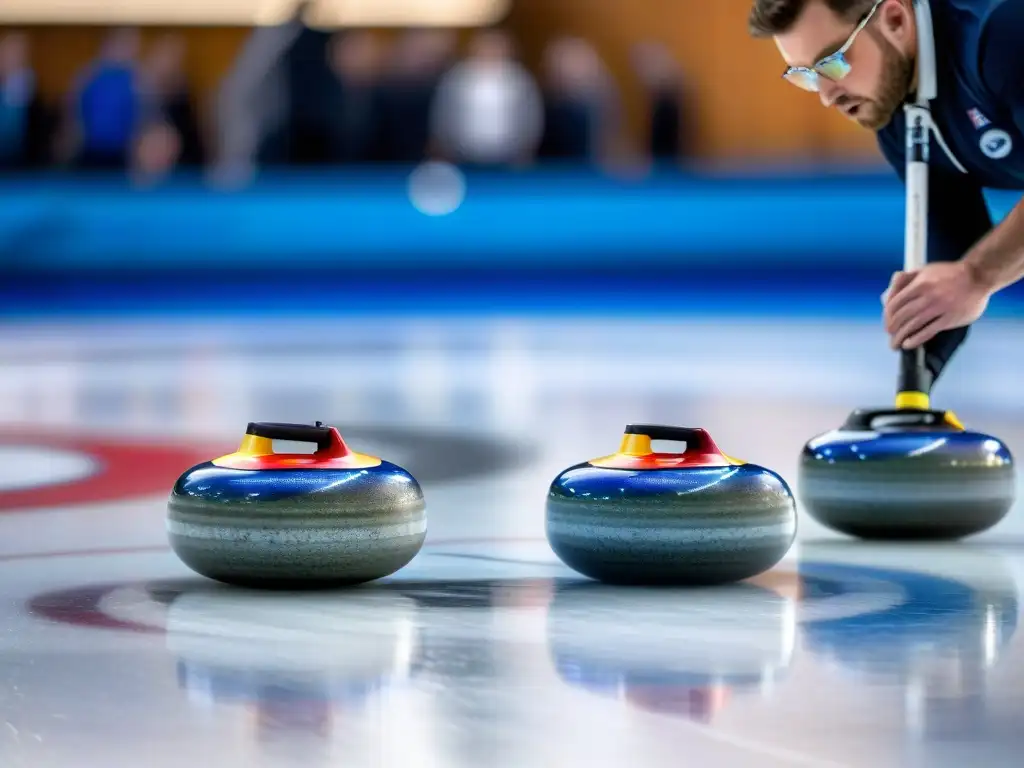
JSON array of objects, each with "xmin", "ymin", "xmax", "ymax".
[
  {"xmin": 545, "ymin": 425, "xmax": 797, "ymax": 585},
  {"xmin": 799, "ymin": 351, "xmax": 1015, "ymax": 540},
  {"xmin": 799, "ymin": 407, "xmax": 1015, "ymax": 539},
  {"xmin": 167, "ymin": 422, "xmax": 426, "ymax": 587}
]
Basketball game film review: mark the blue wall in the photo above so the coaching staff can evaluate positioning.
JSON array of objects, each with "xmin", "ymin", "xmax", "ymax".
[{"xmin": 1, "ymin": 168, "xmax": 1020, "ymax": 317}]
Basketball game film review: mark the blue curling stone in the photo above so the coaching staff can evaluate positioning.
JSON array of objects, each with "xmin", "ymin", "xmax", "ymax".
[
  {"xmin": 799, "ymin": 407, "xmax": 1015, "ymax": 539},
  {"xmin": 167, "ymin": 421, "xmax": 426, "ymax": 587},
  {"xmin": 545, "ymin": 425, "xmax": 797, "ymax": 585}
]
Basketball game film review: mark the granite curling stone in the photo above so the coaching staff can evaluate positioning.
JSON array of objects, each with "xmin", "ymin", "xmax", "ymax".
[
  {"xmin": 799, "ymin": 406, "xmax": 1015, "ymax": 540},
  {"xmin": 545, "ymin": 425, "xmax": 797, "ymax": 585},
  {"xmin": 167, "ymin": 421, "xmax": 426, "ymax": 588}
]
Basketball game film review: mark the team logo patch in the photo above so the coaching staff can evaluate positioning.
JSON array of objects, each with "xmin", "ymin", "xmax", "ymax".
[
  {"xmin": 980, "ymin": 128, "xmax": 1013, "ymax": 159},
  {"xmin": 968, "ymin": 107, "xmax": 991, "ymax": 129}
]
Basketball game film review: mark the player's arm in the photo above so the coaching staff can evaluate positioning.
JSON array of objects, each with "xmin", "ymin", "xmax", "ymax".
[
  {"xmin": 876, "ymin": 129, "xmax": 991, "ymax": 379},
  {"xmin": 962, "ymin": 194, "xmax": 1024, "ymax": 295},
  {"xmin": 884, "ymin": 0, "xmax": 1024, "ymax": 351}
]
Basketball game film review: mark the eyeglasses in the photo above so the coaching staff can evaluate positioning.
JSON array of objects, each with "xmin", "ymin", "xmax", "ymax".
[{"xmin": 782, "ymin": 0, "xmax": 885, "ymax": 92}]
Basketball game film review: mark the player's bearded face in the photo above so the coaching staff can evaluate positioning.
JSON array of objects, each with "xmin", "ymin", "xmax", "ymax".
[{"xmin": 849, "ymin": 31, "xmax": 913, "ymax": 129}]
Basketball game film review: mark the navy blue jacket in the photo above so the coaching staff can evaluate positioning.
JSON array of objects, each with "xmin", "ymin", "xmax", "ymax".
[{"xmin": 876, "ymin": 0, "xmax": 1024, "ymax": 377}]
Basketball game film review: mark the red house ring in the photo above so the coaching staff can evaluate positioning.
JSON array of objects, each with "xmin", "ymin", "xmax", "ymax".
[{"xmin": 0, "ymin": 428, "xmax": 228, "ymax": 512}]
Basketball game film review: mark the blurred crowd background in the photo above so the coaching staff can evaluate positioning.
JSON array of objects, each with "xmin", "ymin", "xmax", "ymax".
[
  {"xmin": 6, "ymin": 0, "xmax": 1020, "ymax": 319},
  {"xmin": 0, "ymin": 0, "xmax": 883, "ymax": 185},
  {"xmin": 0, "ymin": 23, "xmax": 693, "ymax": 184}
]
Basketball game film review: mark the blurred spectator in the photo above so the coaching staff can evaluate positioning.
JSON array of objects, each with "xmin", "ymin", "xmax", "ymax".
[
  {"xmin": 139, "ymin": 35, "xmax": 203, "ymax": 167},
  {"xmin": 210, "ymin": 4, "xmax": 304, "ymax": 184},
  {"xmin": 0, "ymin": 32, "xmax": 52, "ymax": 170},
  {"xmin": 378, "ymin": 30, "xmax": 457, "ymax": 163},
  {"xmin": 66, "ymin": 28, "xmax": 141, "ymax": 170},
  {"xmin": 429, "ymin": 29, "xmax": 543, "ymax": 168},
  {"xmin": 537, "ymin": 37, "xmax": 620, "ymax": 165},
  {"xmin": 326, "ymin": 31, "xmax": 385, "ymax": 164},
  {"xmin": 630, "ymin": 42, "xmax": 692, "ymax": 161}
]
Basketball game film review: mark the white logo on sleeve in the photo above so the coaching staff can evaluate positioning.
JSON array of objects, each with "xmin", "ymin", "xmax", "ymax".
[{"xmin": 980, "ymin": 128, "xmax": 1013, "ymax": 159}]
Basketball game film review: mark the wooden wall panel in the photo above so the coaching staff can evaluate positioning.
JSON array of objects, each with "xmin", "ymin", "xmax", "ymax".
[{"xmin": 2, "ymin": 0, "xmax": 885, "ymax": 161}]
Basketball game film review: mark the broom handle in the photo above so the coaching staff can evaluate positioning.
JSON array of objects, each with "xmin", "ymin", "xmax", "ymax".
[
  {"xmin": 896, "ymin": 0, "xmax": 939, "ymax": 404},
  {"xmin": 898, "ymin": 103, "xmax": 931, "ymax": 400}
]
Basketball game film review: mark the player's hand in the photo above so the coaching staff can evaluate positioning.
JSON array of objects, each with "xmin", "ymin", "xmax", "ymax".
[{"xmin": 881, "ymin": 261, "xmax": 991, "ymax": 349}]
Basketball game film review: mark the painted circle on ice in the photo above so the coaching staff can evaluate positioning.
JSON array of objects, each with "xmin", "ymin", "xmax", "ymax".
[
  {"xmin": 0, "ymin": 445, "xmax": 98, "ymax": 492},
  {"xmin": 0, "ymin": 429, "xmax": 226, "ymax": 512}
]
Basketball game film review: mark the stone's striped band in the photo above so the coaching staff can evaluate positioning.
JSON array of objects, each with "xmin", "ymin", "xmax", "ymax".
[
  {"xmin": 166, "ymin": 517, "xmax": 428, "ymax": 541},
  {"xmin": 546, "ymin": 519, "xmax": 796, "ymax": 543},
  {"xmin": 798, "ymin": 474, "xmax": 1015, "ymax": 501},
  {"xmin": 168, "ymin": 497, "xmax": 425, "ymax": 526}
]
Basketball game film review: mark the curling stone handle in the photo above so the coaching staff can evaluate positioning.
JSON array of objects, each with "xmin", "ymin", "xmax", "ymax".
[
  {"xmin": 899, "ymin": 347, "xmax": 928, "ymax": 390},
  {"xmin": 897, "ymin": 347, "xmax": 933, "ymax": 408},
  {"xmin": 841, "ymin": 408, "xmax": 947, "ymax": 431},
  {"xmin": 245, "ymin": 422, "xmax": 338, "ymax": 452},
  {"xmin": 622, "ymin": 424, "xmax": 721, "ymax": 455}
]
